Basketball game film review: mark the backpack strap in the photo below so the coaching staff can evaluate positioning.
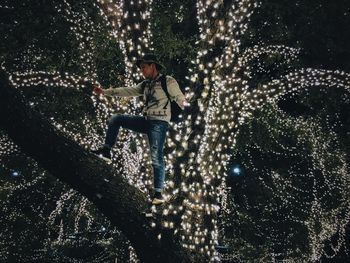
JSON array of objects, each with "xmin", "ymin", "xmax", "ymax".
[
  {"xmin": 141, "ymin": 80, "xmax": 148, "ymax": 93},
  {"xmin": 159, "ymin": 75, "xmax": 171, "ymax": 110},
  {"xmin": 141, "ymin": 80, "xmax": 151, "ymax": 108}
]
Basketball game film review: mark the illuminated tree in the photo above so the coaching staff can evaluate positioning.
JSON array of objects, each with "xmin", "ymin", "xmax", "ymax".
[{"xmin": 0, "ymin": 0, "xmax": 349, "ymax": 262}]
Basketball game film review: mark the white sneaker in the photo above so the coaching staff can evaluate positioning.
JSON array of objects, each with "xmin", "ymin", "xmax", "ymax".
[
  {"xmin": 152, "ymin": 197, "xmax": 165, "ymax": 205},
  {"xmin": 152, "ymin": 192, "xmax": 165, "ymax": 205}
]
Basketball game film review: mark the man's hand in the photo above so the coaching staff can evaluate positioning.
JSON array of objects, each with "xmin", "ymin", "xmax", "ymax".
[
  {"xmin": 93, "ymin": 84, "xmax": 105, "ymax": 95},
  {"xmin": 179, "ymin": 99, "xmax": 189, "ymax": 109}
]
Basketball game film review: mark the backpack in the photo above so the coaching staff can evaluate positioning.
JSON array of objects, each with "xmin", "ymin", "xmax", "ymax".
[{"xmin": 142, "ymin": 75, "xmax": 183, "ymax": 123}]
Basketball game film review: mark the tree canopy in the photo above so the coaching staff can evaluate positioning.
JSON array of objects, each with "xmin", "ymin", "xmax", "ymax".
[{"xmin": 0, "ymin": 0, "xmax": 350, "ymax": 262}]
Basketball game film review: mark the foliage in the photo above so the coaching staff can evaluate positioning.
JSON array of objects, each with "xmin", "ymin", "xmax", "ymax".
[
  {"xmin": 224, "ymin": 95, "xmax": 350, "ymax": 261},
  {"xmin": 0, "ymin": 0, "xmax": 349, "ymax": 262}
]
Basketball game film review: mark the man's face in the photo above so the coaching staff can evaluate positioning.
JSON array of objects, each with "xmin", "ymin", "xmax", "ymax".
[{"xmin": 140, "ymin": 62, "xmax": 155, "ymax": 79}]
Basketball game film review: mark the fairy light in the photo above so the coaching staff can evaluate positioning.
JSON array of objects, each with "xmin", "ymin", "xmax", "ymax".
[
  {"xmin": 159, "ymin": 0, "xmax": 350, "ymax": 261},
  {"xmin": 2, "ymin": 1, "xmax": 154, "ymax": 260},
  {"xmin": 97, "ymin": 0, "xmax": 154, "ymax": 84},
  {"xmin": 222, "ymin": 97, "xmax": 350, "ymax": 261},
  {"xmin": 95, "ymin": 0, "xmax": 160, "ymax": 200},
  {"xmin": 162, "ymin": 1, "xmax": 260, "ymax": 258},
  {"xmin": 2, "ymin": 0, "xmax": 350, "ymax": 262}
]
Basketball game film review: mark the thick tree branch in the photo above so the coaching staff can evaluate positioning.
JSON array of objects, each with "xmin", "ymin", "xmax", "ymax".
[{"xmin": 0, "ymin": 71, "xmax": 194, "ymax": 263}]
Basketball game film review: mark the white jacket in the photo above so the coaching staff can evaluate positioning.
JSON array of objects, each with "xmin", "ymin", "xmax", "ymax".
[{"xmin": 104, "ymin": 74, "xmax": 186, "ymax": 123}]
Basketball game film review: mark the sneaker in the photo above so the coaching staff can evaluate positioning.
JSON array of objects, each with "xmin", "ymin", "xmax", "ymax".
[
  {"xmin": 92, "ymin": 147, "xmax": 112, "ymax": 163},
  {"xmin": 152, "ymin": 191, "xmax": 165, "ymax": 205}
]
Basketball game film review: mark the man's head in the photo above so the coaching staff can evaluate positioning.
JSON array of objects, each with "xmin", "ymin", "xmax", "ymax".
[
  {"xmin": 136, "ymin": 53, "xmax": 164, "ymax": 79},
  {"xmin": 139, "ymin": 62, "xmax": 158, "ymax": 80}
]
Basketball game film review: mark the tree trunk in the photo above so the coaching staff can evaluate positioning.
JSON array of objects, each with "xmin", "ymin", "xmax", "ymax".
[{"xmin": 0, "ymin": 71, "xmax": 194, "ymax": 262}]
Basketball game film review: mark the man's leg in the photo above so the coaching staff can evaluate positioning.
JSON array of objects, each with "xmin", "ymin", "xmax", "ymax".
[
  {"xmin": 104, "ymin": 114, "xmax": 148, "ymax": 149},
  {"xmin": 147, "ymin": 120, "xmax": 169, "ymax": 204},
  {"xmin": 93, "ymin": 114, "xmax": 148, "ymax": 161}
]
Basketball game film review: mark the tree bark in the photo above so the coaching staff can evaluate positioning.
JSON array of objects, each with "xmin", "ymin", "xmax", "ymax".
[{"xmin": 0, "ymin": 71, "xmax": 194, "ymax": 263}]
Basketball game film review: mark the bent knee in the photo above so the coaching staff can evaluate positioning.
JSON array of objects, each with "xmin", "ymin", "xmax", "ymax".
[{"xmin": 109, "ymin": 114, "xmax": 123, "ymax": 125}]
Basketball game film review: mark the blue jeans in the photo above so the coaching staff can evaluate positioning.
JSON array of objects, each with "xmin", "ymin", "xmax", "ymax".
[{"xmin": 104, "ymin": 114, "xmax": 169, "ymax": 192}]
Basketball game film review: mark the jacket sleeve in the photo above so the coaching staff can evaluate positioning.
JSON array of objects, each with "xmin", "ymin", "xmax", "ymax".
[
  {"xmin": 166, "ymin": 76, "xmax": 186, "ymax": 110},
  {"xmin": 104, "ymin": 82, "xmax": 143, "ymax": 97}
]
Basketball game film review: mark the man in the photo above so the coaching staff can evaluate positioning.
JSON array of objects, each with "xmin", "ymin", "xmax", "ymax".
[{"xmin": 92, "ymin": 53, "xmax": 186, "ymax": 205}]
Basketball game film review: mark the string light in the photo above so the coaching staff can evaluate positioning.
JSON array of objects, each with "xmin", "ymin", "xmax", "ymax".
[{"xmin": 1, "ymin": 0, "xmax": 350, "ymax": 262}]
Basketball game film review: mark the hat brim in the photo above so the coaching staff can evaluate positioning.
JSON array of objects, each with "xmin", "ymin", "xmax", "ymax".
[{"xmin": 136, "ymin": 59, "xmax": 164, "ymax": 70}]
